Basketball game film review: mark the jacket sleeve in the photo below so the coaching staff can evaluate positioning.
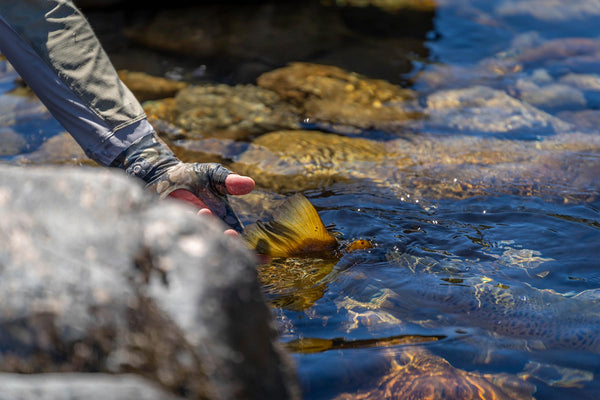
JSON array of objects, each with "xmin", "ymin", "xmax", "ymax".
[{"xmin": 0, "ymin": 0, "xmax": 153, "ymax": 166}]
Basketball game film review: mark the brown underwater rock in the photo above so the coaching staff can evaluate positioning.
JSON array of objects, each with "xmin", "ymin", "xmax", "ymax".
[
  {"xmin": 118, "ymin": 70, "xmax": 188, "ymax": 102},
  {"xmin": 232, "ymin": 130, "xmax": 386, "ymax": 193},
  {"xmin": 144, "ymin": 84, "xmax": 300, "ymax": 141},
  {"xmin": 333, "ymin": 348, "xmax": 536, "ymax": 400},
  {"xmin": 257, "ymin": 62, "xmax": 420, "ymax": 131}
]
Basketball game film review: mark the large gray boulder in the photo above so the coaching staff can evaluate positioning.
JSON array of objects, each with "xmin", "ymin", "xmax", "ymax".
[
  {"xmin": 0, "ymin": 165, "xmax": 300, "ymax": 400},
  {"xmin": 0, "ymin": 373, "xmax": 183, "ymax": 400}
]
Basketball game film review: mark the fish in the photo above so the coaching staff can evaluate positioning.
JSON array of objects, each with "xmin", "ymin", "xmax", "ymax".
[{"xmin": 242, "ymin": 193, "xmax": 339, "ymax": 258}]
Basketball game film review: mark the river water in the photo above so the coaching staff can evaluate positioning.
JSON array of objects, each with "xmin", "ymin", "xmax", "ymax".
[{"xmin": 1, "ymin": 0, "xmax": 600, "ymax": 399}]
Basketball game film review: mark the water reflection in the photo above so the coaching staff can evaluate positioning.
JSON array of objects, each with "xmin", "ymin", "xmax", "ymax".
[{"xmin": 277, "ymin": 191, "xmax": 600, "ymax": 398}]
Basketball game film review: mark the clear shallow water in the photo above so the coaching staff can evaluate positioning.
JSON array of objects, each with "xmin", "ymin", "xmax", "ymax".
[
  {"xmin": 277, "ymin": 1, "xmax": 600, "ymax": 398},
  {"xmin": 276, "ymin": 190, "xmax": 600, "ymax": 399},
  {"xmin": 2, "ymin": 0, "xmax": 600, "ymax": 399}
]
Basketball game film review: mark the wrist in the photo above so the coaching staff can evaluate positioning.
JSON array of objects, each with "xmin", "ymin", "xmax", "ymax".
[{"xmin": 111, "ymin": 133, "xmax": 180, "ymax": 184}]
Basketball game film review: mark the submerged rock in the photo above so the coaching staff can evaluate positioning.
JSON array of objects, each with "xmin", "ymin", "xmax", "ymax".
[
  {"xmin": 124, "ymin": 3, "xmax": 349, "ymax": 77},
  {"xmin": 423, "ymin": 85, "xmax": 572, "ymax": 136},
  {"xmin": 333, "ymin": 348, "xmax": 536, "ymax": 400},
  {"xmin": 118, "ymin": 70, "xmax": 188, "ymax": 102},
  {"xmin": 0, "ymin": 165, "xmax": 300, "ymax": 400},
  {"xmin": 257, "ymin": 62, "xmax": 420, "ymax": 132},
  {"xmin": 120, "ymin": 2, "xmax": 429, "ymax": 83},
  {"xmin": 512, "ymin": 79, "xmax": 587, "ymax": 111},
  {"xmin": 332, "ymin": 0, "xmax": 436, "ymax": 13},
  {"xmin": 384, "ymin": 131, "xmax": 600, "ymax": 202},
  {"xmin": 0, "ymin": 127, "xmax": 28, "ymax": 156},
  {"xmin": 144, "ymin": 84, "xmax": 299, "ymax": 141},
  {"xmin": 512, "ymin": 37, "xmax": 600, "ymax": 75},
  {"xmin": 232, "ymin": 130, "xmax": 387, "ymax": 193},
  {"xmin": 11, "ymin": 132, "xmax": 95, "ymax": 166},
  {"xmin": 557, "ymin": 109, "xmax": 600, "ymax": 131}
]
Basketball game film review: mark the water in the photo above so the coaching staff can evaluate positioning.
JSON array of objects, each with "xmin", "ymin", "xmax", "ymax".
[
  {"xmin": 270, "ymin": 188, "xmax": 599, "ymax": 398},
  {"xmin": 2, "ymin": 0, "xmax": 600, "ymax": 398}
]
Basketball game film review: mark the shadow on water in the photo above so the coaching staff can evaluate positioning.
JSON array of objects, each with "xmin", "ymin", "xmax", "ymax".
[{"xmin": 80, "ymin": 0, "xmax": 434, "ymax": 85}]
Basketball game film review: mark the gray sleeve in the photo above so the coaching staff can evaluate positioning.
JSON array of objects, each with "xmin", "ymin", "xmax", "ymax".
[{"xmin": 0, "ymin": 0, "xmax": 153, "ymax": 166}]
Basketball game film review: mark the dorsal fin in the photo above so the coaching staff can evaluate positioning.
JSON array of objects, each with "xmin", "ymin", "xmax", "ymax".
[{"xmin": 242, "ymin": 193, "xmax": 338, "ymax": 257}]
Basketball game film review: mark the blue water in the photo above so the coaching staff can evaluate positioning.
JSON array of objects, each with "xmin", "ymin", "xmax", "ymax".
[
  {"xmin": 284, "ymin": 1, "xmax": 600, "ymax": 398},
  {"xmin": 280, "ymin": 189, "xmax": 600, "ymax": 398}
]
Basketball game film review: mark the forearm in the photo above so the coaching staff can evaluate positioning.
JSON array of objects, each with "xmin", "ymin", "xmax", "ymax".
[
  {"xmin": 0, "ymin": 0, "xmax": 152, "ymax": 166},
  {"xmin": 0, "ymin": 1, "xmax": 249, "ymax": 232}
]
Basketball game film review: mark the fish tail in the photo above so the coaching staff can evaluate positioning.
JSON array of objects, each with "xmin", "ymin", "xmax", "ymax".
[{"xmin": 242, "ymin": 193, "xmax": 338, "ymax": 258}]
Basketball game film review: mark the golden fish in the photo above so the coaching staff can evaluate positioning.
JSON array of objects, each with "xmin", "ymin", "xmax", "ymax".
[{"xmin": 242, "ymin": 193, "xmax": 339, "ymax": 258}]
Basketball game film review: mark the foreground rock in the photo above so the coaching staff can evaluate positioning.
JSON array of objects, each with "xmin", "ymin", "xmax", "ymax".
[
  {"xmin": 0, "ymin": 373, "xmax": 183, "ymax": 400},
  {"xmin": 0, "ymin": 165, "xmax": 300, "ymax": 400}
]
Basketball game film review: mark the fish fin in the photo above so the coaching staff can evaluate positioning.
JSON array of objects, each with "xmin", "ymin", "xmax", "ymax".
[{"xmin": 243, "ymin": 193, "xmax": 338, "ymax": 258}]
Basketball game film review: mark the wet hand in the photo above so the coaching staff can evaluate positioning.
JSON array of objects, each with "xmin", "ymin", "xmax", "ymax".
[
  {"xmin": 115, "ymin": 134, "xmax": 254, "ymax": 234},
  {"xmin": 167, "ymin": 173, "xmax": 255, "ymax": 237}
]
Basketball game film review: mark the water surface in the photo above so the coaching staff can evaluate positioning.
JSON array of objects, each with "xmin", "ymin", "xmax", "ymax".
[{"xmin": 1, "ymin": 0, "xmax": 600, "ymax": 399}]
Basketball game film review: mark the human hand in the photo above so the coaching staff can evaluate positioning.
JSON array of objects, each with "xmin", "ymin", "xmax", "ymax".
[
  {"xmin": 117, "ymin": 134, "xmax": 254, "ymax": 235},
  {"xmin": 145, "ymin": 162, "xmax": 253, "ymax": 235},
  {"xmin": 167, "ymin": 173, "xmax": 255, "ymax": 237}
]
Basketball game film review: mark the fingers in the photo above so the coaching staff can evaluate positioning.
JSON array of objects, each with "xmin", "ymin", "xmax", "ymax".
[
  {"xmin": 224, "ymin": 229, "xmax": 239, "ymax": 237},
  {"xmin": 168, "ymin": 189, "xmax": 209, "ymax": 209},
  {"xmin": 225, "ymin": 173, "xmax": 255, "ymax": 195},
  {"xmin": 168, "ymin": 190, "xmax": 241, "ymax": 235},
  {"xmin": 197, "ymin": 208, "xmax": 213, "ymax": 216},
  {"xmin": 167, "ymin": 171, "xmax": 254, "ymax": 235}
]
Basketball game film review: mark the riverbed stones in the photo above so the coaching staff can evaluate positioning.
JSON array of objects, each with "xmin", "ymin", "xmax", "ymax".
[
  {"xmin": 11, "ymin": 132, "xmax": 94, "ymax": 166},
  {"xmin": 144, "ymin": 62, "xmax": 421, "ymax": 142},
  {"xmin": 333, "ymin": 348, "xmax": 536, "ymax": 400},
  {"xmin": 232, "ymin": 130, "xmax": 387, "ymax": 193},
  {"xmin": 423, "ymin": 85, "xmax": 572, "ymax": 136},
  {"xmin": 257, "ymin": 62, "xmax": 420, "ymax": 131},
  {"xmin": 0, "ymin": 165, "xmax": 300, "ymax": 400},
  {"xmin": 118, "ymin": 70, "xmax": 188, "ymax": 102},
  {"xmin": 144, "ymin": 84, "xmax": 300, "ymax": 141},
  {"xmin": 0, "ymin": 127, "xmax": 27, "ymax": 156}
]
